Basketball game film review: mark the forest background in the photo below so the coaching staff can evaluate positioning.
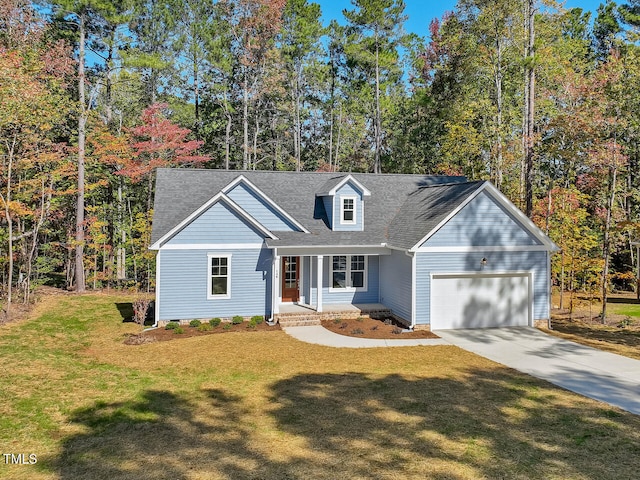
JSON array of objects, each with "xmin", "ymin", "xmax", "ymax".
[{"xmin": 2, "ymin": 0, "xmax": 640, "ymax": 320}]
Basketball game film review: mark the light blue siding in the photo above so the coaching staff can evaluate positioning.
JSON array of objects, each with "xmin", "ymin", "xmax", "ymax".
[
  {"xmin": 226, "ymin": 182, "xmax": 299, "ymax": 231},
  {"xmin": 423, "ymin": 191, "xmax": 541, "ymax": 247},
  {"xmin": 166, "ymin": 200, "xmax": 265, "ymax": 245},
  {"xmin": 415, "ymin": 251, "xmax": 549, "ymax": 325},
  {"xmin": 158, "ymin": 247, "xmax": 272, "ymax": 320},
  {"xmin": 332, "ymin": 182, "xmax": 364, "ymax": 232},
  {"xmin": 320, "ymin": 255, "xmax": 379, "ymax": 303},
  {"xmin": 379, "ymin": 250, "xmax": 412, "ymax": 322}
]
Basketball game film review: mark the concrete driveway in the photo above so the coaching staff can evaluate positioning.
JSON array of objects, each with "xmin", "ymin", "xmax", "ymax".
[{"xmin": 434, "ymin": 327, "xmax": 640, "ymax": 415}]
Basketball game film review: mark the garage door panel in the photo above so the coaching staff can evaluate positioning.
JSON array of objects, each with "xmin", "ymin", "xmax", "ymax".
[{"xmin": 431, "ymin": 274, "xmax": 530, "ymax": 329}]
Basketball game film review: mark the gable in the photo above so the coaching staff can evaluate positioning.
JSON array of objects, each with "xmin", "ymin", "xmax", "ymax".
[
  {"xmin": 226, "ymin": 182, "xmax": 300, "ymax": 232},
  {"xmin": 165, "ymin": 200, "xmax": 267, "ymax": 246},
  {"xmin": 421, "ymin": 190, "xmax": 542, "ymax": 248},
  {"xmin": 331, "ymin": 182, "xmax": 364, "ymax": 232}
]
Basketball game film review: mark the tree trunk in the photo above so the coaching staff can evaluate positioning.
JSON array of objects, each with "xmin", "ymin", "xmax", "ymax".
[
  {"xmin": 2, "ymin": 135, "xmax": 16, "ymax": 317},
  {"xmin": 601, "ymin": 164, "xmax": 617, "ymax": 323},
  {"xmin": 75, "ymin": 11, "xmax": 87, "ymax": 292},
  {"xmin": 524, "ymin": 0, "xmax": 536, "ymax": 217},
  {"xmin": 243, "ymin": 72, "xmax": 249, "ymax": 170},
  {"xmin": 373, "ymin": 30, "xmax": 382, "ymax": 174}
]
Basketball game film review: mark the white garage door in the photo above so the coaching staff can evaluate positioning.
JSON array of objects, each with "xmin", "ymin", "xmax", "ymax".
[{"xmin": 430, "ymin": 273, "xmax": 531, "ymax": 329}]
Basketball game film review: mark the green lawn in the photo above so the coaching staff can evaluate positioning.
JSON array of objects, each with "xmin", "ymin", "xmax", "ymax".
[{"xmin": 1, "ymin": 294, "xmax": 640, "ymax": 479}]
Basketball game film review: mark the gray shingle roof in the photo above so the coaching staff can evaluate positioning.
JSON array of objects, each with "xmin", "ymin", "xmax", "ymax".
[{"xmin": 151, "ymin": 168, "xmax": 481, "ymax": 249}]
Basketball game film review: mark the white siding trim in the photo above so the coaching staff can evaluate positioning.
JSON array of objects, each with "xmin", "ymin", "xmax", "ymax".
[
  {"xmin": 221, "ymin": 175, "xmax": 309, "ymax": 233},
  {"xmin": 317, "ymin": 255, "xmax": 323, "ymax": 312},
  {"xmin": 155, "ymin": 250, "xmax": 161, "ymax": 323},
  {"xmin": 160, "ymin": 243, "xmax": 264, "ymax": 250},
  {"xmin": 415, "ymin": 245, "xmax": 551, "ymax": 253},
  {"xmin": 207, "ymin": 253, "xmax": 232, "ymax": 300},
  {"xmin": 339, "ymin": 195, "xmax": 357, "ymax": 225},
  {"xmin": 410, "ymin": 252, "xmax": 416, "ymax": 328},
  {"xmin": 272, "ymin": 245, "xmax": 390, "ymax": 256},
  {"xmin": 272, "ymin": 253, "xmax": 279, "ymax": 315}
]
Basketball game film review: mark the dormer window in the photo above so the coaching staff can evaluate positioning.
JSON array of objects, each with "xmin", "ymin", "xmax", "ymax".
[{"xmin": 341, "ymin": 196, "xmax": 356, "ymax": 224}]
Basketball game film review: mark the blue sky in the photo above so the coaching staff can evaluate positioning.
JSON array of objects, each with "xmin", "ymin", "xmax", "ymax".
[{"xmin": 319, "ymin": 1, "xmax": 606, "ymax": 40}]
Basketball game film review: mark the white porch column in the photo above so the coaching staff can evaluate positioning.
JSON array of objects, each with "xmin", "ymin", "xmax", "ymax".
[
  {"xmin": 316, "ymin": 255, "xmax": 323, "ymax": 313},
  {"xmin": 272, "ymin": 252, "xmax": 280, "ymax": 315}
]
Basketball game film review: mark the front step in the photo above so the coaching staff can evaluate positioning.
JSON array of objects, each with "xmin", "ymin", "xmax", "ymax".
[{"xmin": 275, "ymin": 308, "xmax": 394, "ymax": 328}]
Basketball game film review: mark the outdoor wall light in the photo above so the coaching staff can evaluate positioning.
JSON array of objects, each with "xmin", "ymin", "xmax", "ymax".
[{"xmin": 480, "ymin": 257, "xmax": 488, "ymax": 268}]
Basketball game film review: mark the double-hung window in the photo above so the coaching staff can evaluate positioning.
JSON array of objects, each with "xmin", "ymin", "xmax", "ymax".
[
  {"xmin": 340, "ymin": 196, "xmax": 356, "ymax": 224},
  {"xmin": 331, "ymin": 255, "xmax": 367, "ymax": 291},
  {"xmin": 208, "ymin": 254, "xmax": 231, "ymax": 299}
]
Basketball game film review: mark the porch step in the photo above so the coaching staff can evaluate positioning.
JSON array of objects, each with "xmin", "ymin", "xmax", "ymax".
[
  {"xmin": 276, "ymin": 316, "xmax": 323, "ymax": 327},
  {"xmin": 275, "ymin": 308, "xmax": 394, "ymax": 328}
]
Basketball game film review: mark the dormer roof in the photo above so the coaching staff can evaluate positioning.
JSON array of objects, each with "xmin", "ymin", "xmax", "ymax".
[{"xmin": 316, "ymin": 174, "xmax": 371, "ymax": 197}]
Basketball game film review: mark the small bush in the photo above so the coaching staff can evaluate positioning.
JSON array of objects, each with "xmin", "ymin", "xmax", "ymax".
[
  {"xmin": 247, "ymin": 321, "xmax": 257, "ymax": 329},
  {"xmin": 351, "ymin": 328, "xmax": 364, "ymax": 335},
  {"xmin": 210, "ymin": 318, "xmax": 222, "ymax": 327},
  {"xmin": 174, "ymin": 327, "xmax": 185, "ymax": 334},
  {"xmin": 250, "ymin": 315, "xmax": 264, "ymax": 324},
  {"xmin": 339, "ymin": 322, "xmax": 348, "ymax": 330},
  {"xmin": 383, "ymin": 318, "xmax": 393, "ymax": 326},
  {"xmin": 232, "ymin": 315, "xmax": 244, "ymax": 325},
  {"xmin": 356, "ymin": 316, "xmax": 364, "ymax": 322},
  {"xmin": 189, "ymin": 319, "xmax": 202, "ymax": 328},
  {"xmin": 223, "ymin": 323, "xmax": 232, "ymax": 330},
  {"xmin": 333, "ymin": 318, "xmax": 342, "ymax": 324},
  {"xmin": 132, "ymin": 299, "xmax": 151, "ymax": 325},
  {"xmin": 370, "ymin": 325, "xmax": 378, "ymax": 331},
  {"xmin": 391, "ymin": 326, "xmax": 403, "ymax": 335},
  {"xmin": 165, "ymin": 322, "xmax": 179, "ymax": 330},
  {"xmin": 198, "ymin": 323, "xmax": 212, "ymax": 332}
]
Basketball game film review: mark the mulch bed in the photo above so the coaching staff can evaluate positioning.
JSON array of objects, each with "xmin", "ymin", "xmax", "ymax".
[
  {"xmin": 124, "ymin": 321, "xmax": 282, "ymax": 344},
  {"xmin": 321, "ymin": 315, "xmax": 439, "ymax": 339}
]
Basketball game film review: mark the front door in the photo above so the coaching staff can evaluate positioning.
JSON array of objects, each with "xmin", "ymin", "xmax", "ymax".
[{"xmin": 281, "ymin": 256, "xmax": 300, "ymax": 302}]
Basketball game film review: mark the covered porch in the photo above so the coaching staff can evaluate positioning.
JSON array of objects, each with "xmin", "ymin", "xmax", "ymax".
[{"xmin": 269, "ymin": 246, "xmax": 394, "ymax": 326}]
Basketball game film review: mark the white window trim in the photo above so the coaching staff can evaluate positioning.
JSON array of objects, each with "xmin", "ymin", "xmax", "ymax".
[
  {"xmin": 329, "ymin": 255, "xmax": 368, "ymax": 292},
  {"xmin": 207, "ymin": 253, "xmax": 232, "ymax": 299},
  {"xmin": 340, "ymin": 196, "xmax": 357, "ymax": 225}
]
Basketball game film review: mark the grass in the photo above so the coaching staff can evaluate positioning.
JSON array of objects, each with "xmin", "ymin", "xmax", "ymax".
[{"xmin": 2, "ymin": 294, "xmax": 640, "ymax": 479}]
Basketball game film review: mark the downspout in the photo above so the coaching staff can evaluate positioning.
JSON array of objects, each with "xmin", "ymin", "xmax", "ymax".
[
  {"xmin": 268, "ymin": 247, "xmax": 278, "ymax": 325},
  {"xmin": 146, "ymin": 248, "xmax": 160, "ymax": 330},
  {"xmin": 406, "ymin": 250, "xmax": 416, "ymax": 330}
]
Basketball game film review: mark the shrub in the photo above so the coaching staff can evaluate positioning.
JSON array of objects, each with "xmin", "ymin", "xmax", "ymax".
[
  {"xmin": 339, "ymin": 322, "xmax": 348, "ymax": 330},
  {"xmin": 333, "ymin": 318, "xmax": 342, "ymax": 324},
  {"xmin": 383, "ymin": 318, "xmax": 393, "ymax": 326},
  {"xmin": 370, "ymin": 325, "xmax": 379, "ymax": 331},
  {"xmin": 174, "ymin": 327, "xmax": 185, "ymax": 334},
  {"xmin": 223, "ymin": 323, "xmax": 232, "ymax": 330},
  {"xmin": 391, "ymin": 326, "xmax": 403, "ymax": 335},
  {"xmin": 165, "ymin": 322, "xmax": 179, "ymax": 330},
  {"xmin": 198, "ymin": 323, "xmax": 212, "ymax": 332},
  {"xmin": 356, "ymin": 316, "xmax": 364, "ymax": 322},
  {"xmin": 132, "ymin": 299, "xmax": 151, "ymax": 325},
  {"xmin": 250, "ymin": 315, "xmax": 264, "ymax": 324},
  {"xmin": 351, "ymin": 328, "xmax": 364, "ymax": 335},
  {"xmin": 232, "ymin": 315, "xmax": 244, "ymax": 325},
  {"xmin": 247, "ymin": 321, "xmax": 257, "ymax": 329},
  {"xmin": 189, "ymin": 319, "xmax": 202, "ymax": 328},
  {"xmin": 210, "ymin": 318, "xmax": 222, "ymax": 327}
]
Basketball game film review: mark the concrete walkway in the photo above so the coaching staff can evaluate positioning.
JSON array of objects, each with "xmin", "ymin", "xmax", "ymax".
[
  {"xmin": 283, "ymin": 325, "xmax": 640, "ymax": 415},
  {"xmin": 434, "ymin": 327, "xmax": 640, "ymax": 416},
  {"xmin": 283, "ymin": 325, "xmax": 450, "ymax": 348}
]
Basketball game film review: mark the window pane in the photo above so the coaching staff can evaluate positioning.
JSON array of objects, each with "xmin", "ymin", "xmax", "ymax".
[
  {"xmin": 351, "ymin": 271, "xmax": 364, "ymax": 288},
  {"xmin": 351, "ymin": 256, "xmax": 365, "ymax": 270},
  {"xmin": 343, "ymin": 209, "xmax": 354, "ymax": 221},
  {"xmin": 212, "ymin": 277, "xmax": 227, "ymax": 295},
  {"xmin": 333, "ymin": 256, "xmax": 346, "ymax": 271},
  {"xmin": 333, "ymin": 272, "xmax": 346, "ymax": 288}
]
